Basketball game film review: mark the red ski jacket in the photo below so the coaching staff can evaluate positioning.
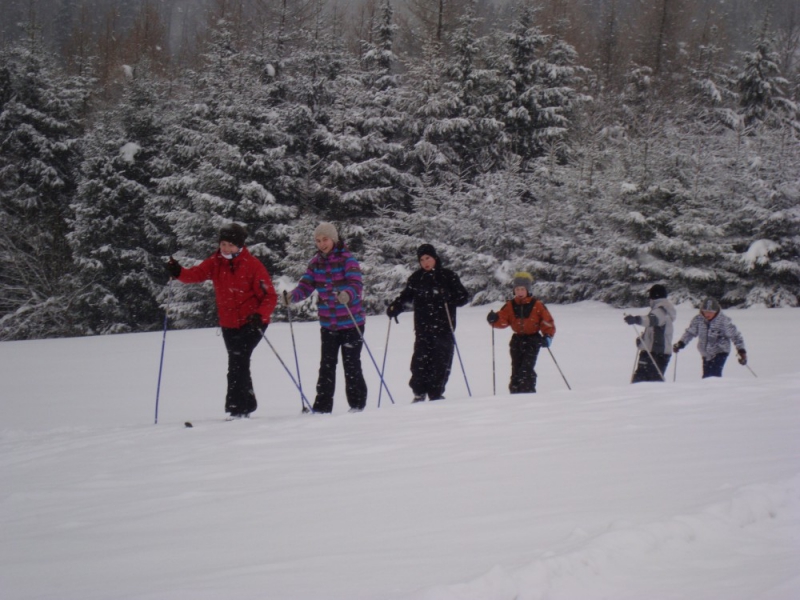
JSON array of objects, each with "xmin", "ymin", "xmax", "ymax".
[{"xmin": 178, "ymin": 247, "xmax": 277, "ymax": 329}]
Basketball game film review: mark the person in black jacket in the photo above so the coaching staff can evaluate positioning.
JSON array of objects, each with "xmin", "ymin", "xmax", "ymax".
[{"xmin": 386, "ymin": 244, "xmax": 469, "ymax": 402}]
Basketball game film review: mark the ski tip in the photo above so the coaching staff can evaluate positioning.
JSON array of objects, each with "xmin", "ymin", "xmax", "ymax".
[{"xmin": 184, "ymin": 421, "xmax": 193, "ymax": 428}]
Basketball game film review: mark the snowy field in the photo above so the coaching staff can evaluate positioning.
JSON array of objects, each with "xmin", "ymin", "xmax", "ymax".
[{"xmin": 1, "ymin": 301, "xmax": 799, "ymax": 600}]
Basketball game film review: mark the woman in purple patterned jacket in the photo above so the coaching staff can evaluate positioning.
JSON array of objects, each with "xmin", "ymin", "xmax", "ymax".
[{"xmin": 285, "ymin": 223, "xmax": 367, "ymax": 413}]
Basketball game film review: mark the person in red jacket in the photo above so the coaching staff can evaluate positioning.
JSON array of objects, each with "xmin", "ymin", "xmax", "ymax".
[
  {"xmin": 166, "ymin": 223, "xmax": 278, "ymax": 419},
  {"xmin": 487, "ymin": 272, "xmax": 556, "ymax": 394}
]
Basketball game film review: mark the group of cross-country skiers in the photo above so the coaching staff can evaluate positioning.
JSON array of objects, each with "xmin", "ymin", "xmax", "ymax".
[{"xmin": 165, "ymin": 222, "xmax": 748, "ymax": 419}]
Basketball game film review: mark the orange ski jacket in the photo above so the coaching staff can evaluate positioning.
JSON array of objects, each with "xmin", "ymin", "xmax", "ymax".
[{"xmin": 490, "ymin": 295, "xmax": 556, "ymax": 337}]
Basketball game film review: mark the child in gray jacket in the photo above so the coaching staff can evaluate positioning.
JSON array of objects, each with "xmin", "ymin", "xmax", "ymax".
[{"xmin": 673, "ymin": 297, "xmax": 747, "ymax": 378}]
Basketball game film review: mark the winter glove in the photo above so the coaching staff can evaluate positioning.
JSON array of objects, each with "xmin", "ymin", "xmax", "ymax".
[
  {"xmin": 542, "ymin": 335, "xmax": 553, "ymax": 348},
  {"xmin": 673, "ymin": 340, "xmax": 686, "ymax": 353},
  {"xmin": 248, "ymin": 312, "xmax": 265, "ymax": 332},
  {"xmin": 336, "ymin": 290, "xmax": 351, "ymax": 305},
  {"xmin": 386, "ymin": 301, "xmax": 401, "ymax": 322},
  {"xmin": 166, "ymin": 257, "xmax": 182, "ymax": 279},
  {"xmin": 281, "ymin": 290, "xmax": 292, "ymax": 306},
  {"xmin": 737, "ymin": 350, "xmax": 747, "ymax": 365},
  {"xmin": 624, "ymin": 315, "xmax": 642, "ymax": 326},
  {"xmin": 486, "ymin": 310, "xmax": 499, "ymax": 325}
]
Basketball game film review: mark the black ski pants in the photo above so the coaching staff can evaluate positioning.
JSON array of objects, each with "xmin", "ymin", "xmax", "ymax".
[
  {"xmin": 314, "ymin": 326, "xmax": 367, "ymax": 413},
  {"xmin": 410, "ymin": 332, "xmax": 454, "ymax": 400},
  {"xmin": 509, "ymin": 333, "xmax": 542, "ymax": 393},
  {"xmin": 221, "ymin": 323, "xmax": 264, "ymax": 415},
  {"xmin": 631, "ymin": 350, "xmax": 670, "ymax": 383}
]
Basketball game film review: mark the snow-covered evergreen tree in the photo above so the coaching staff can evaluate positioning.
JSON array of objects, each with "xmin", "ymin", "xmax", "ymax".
[
  {"xmin": 724, "ymin": 185, "xmax": 800, "ymax": 307},
  {"xmin": 403, "ymin": 2, "xmax": 505, "ymax": 184},
  {"xmin": 311, "ymin": 2, "xmax": 415, "ymax": 222},
  {"xmin": 0, "ymin": 31, "xmax": 91, "ymax": 340},
  {"xmin": 737, "ymin": 18, "xmax": 798, "ymax": 129},
  {"xmin": 493, "ymin": 1, "xmax": 584, "ymax": 164},
  {"xmin": 68, "ymin": 62, "xmax": 171, "ymax": 334},
  {"xmin": 155, "ymin": 22, "xmax": 297, "ymax": 328}
]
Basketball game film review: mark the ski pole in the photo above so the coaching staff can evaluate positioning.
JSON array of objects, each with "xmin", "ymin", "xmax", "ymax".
[
  {"xmin": 629, "ymin": 318, "xmax": 666, "ymax": 382},
  {"xmin": 444, "ymin": 302, "xmax": 472, "ymax": 397},
  {"xmin": 343, "ymin": 301, "xmax": 395, "ymax": 404},
  {"xmin": 737, "ymin": 351, "xmax": 758, "ymax": 378},
  {"xmin": 673, "ymin": 352, "xmax": 678, "ymax": 382},
  {"xmin": 546, "ymin": 346, "xmax": 572, "ymax": 390},
  {"xmin": 260, "ymin": 330, "xmax": 313, "ymax": 411},
  {"xmin": 273, "ymin": 285, "xmax": 306, "ymax": 412},
  {"xmin": 154, "ymin": 281, "xmax": 174, "ymax": 425},
  {"xmin": 491, "ymin": 326, "xmax": 496, "ymax": 395},
  {"xmin": 377, "ymin": 318, "xmax": 393, "ymax": 408}
]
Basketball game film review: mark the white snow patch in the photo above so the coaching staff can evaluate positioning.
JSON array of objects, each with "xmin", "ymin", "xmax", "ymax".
[
  {"xmin": 119, "ymin": 142, "xmax": 141, "ymax": 163},
  {"xmin": 742, "ymin": 239, "xmax": 780, "ymax": 268}
]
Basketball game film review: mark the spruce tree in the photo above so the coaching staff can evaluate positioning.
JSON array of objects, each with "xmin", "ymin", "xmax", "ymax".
[
  {"xmin": 0, "ymin": 31, "xmax": 90, "ymax": 339},
  {"xmin": 493, "ymin": 1, "xmax": 583, "ymax": 163},
  {"xmin": 68, "ymin": 63, "xmax": 171, "ymax": 334},
  {"xmin": 155, "ymin": 22, "xmax": 297, "ymax": 328},
  {"xmin": 403, "ymin": 2, "xmax": 504, "ymax": 185},
  {"xmin": 738, "ymin": 18, "xmax": 797, "ymax": 129}
]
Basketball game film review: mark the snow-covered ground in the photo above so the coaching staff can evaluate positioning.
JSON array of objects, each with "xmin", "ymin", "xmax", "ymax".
[{"xmin": 1, "ymin": 302, "xmax": 799, "ymax": 600}]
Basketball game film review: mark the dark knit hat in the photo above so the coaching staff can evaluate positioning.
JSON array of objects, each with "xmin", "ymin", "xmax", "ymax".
[
  {"xmin": 512, "ymin": 272, "xmax": 534, "ymax": 293},
  {"xmin": 219, "ymin": 223, "xmax": 247, "ymax": 248},
  {"xmin": 700, "ymin": 297, "xmax": 721, "ymax": 313},
  {"xmin": 417, "ymin": 244, "xmax": 438, "ymax": 262},
  {"xmin": 648, "ymin": 284, "xmax": 667, "ymax": 300}
]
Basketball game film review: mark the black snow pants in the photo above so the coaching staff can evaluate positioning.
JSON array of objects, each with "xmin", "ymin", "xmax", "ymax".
[
  {"xmin": 631, "ymin": 350, "xmax": 670, "ymax": 383},
  {"xmin": 221, "ymin": 323, "xmax": 264, "ymax": 416},
  {"xmin": 314, "ymin": 326, "xmax": 367, "ymax": 413},
  {"xmin": 410, "ymin": 332, "xmax": 455, "ymax": 400},
  {"xmin": 509, "ymin": 333, "xmax": 542, "ymax": 393}
]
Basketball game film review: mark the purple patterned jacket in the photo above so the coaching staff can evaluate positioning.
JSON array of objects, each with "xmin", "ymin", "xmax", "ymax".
[{"xmin": 290, "ymin": 243, "xmax": 365, "ymax": 331}]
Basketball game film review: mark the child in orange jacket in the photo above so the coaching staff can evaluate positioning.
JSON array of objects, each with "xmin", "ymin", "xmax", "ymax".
[{"xmin": 487, "ymin": 272, "xmax": 556, "ymax": 393}]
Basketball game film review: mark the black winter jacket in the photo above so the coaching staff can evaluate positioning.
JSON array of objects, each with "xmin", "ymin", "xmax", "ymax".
[{"xmin": 391, "ymin": 267, "xmax": 469, "ymax": 335}]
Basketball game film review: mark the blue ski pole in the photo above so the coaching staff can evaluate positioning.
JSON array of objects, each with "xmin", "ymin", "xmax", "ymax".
[
  {"xmin": 269, "ymin": 284, "xmax": 307, "ymax": 412},
  {"xmin": 377, "ymin": 318, "xmax": 393, "ymax": 408},
  {"xmin": 261, "ymin": 330, "xmax": 313, "ymax": 412},
  {"xmin": 343, "ymin": 302, "xmax": 395, "ymax": 405},
  {"xmin": 154, "ymin": 282, "xmax": 174, "ymax": 425}
]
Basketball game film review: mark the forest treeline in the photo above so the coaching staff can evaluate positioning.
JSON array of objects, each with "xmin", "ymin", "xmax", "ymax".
[{"xmin": 1, "ymin": 0, "xmax": 799, "ymax": 340}]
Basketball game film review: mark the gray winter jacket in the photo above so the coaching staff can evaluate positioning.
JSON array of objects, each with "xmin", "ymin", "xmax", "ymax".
[
  {"xmin": 678, "ymin": 312, "xmax": 745, "ymax": 360},
  {"xmin": 636, "ymin": 298, "xmax": 677, "ymax": 355}
]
